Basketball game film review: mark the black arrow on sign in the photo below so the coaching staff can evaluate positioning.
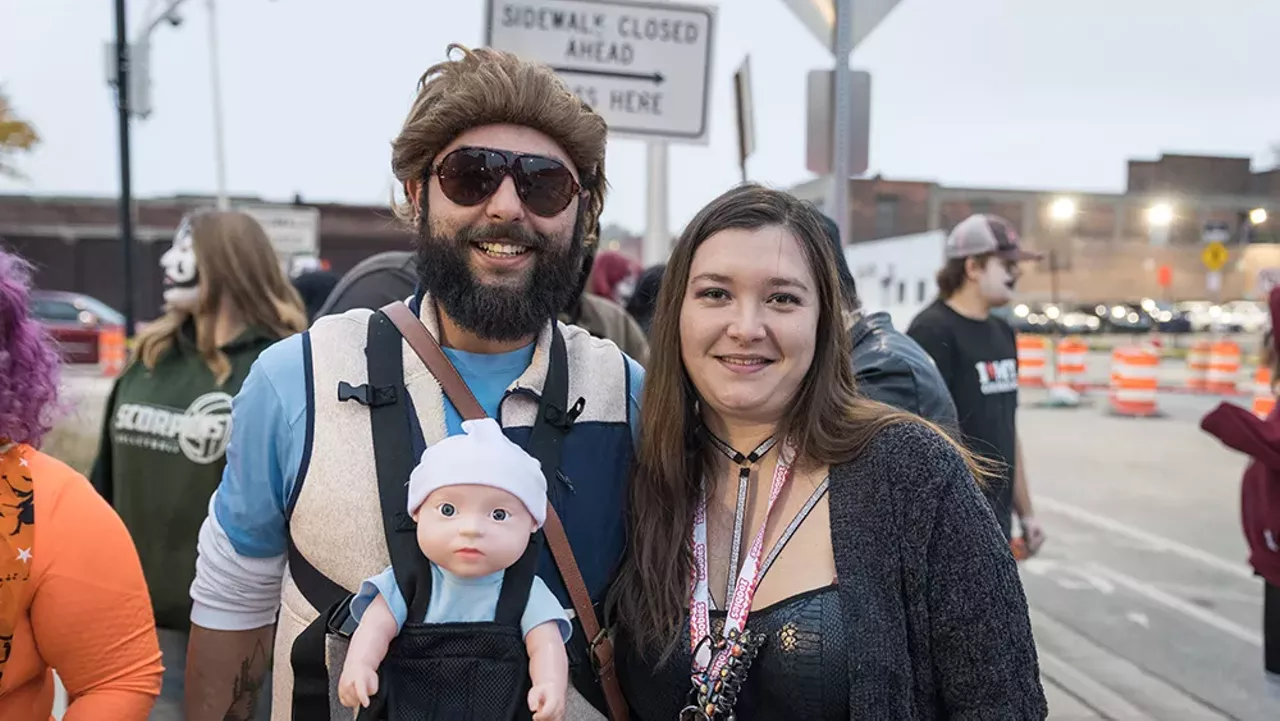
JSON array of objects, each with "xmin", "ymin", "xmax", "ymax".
[{"xmin": 552, "ymin": 66, "xmax": 665, "ymax": 84}]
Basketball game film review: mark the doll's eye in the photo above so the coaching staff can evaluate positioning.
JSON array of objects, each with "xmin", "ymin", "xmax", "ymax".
[
  {"xmin": 491, "ymin": 509, "xmax": 509, "ymax": 522},
  {"xmin": 438, "ymin": 503, "xmax": 456, "ymax": 517}
]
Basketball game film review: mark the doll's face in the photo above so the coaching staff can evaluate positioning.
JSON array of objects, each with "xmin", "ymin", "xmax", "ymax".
[{"xmin": 414, "ymin": 484, "xmax": 537, "ymax": 577}]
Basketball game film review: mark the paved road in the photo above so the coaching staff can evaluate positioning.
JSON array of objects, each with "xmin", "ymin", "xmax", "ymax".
[{"xmin": 1018, "ymin": 387, "xmax": 1280, "ymax": 720}]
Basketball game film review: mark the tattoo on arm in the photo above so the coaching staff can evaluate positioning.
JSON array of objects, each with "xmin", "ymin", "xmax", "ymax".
[{"xmin": 222, "ymin": 640, "xmax": 269, "ymax": 721}]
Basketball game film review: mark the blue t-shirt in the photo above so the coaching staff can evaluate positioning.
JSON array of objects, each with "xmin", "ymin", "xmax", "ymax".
[
  {"xmin": 211, "ymin": 330, "xmax": 644, "ymax": 559},
  {"xmin": 350, "ymin": 564, "xmax": 572, "ymax": 642}
]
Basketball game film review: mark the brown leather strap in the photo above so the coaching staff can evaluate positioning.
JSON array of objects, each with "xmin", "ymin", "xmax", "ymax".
[
  {"xmin": 382, "ymin": 302, "xmax": 485, "ymax": 420},
  {"xmin": 380, "ymin": 301, "xmax": 629, "ymax": 721}
]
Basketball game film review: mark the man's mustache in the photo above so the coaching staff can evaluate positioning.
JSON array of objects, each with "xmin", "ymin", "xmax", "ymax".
[{"xmin": 456, "ymin": 222, "xmax": 548, "ymax": 251}]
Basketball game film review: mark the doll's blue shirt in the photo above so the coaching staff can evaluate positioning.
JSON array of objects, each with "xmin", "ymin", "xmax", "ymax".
[{"xmin": 350, "ymin": 563, "xmax": 572, "ymax": 642}]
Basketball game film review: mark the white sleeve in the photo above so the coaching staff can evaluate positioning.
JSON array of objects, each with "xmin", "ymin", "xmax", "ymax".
[{"xmin": 189, "ymin": 496, "xmax": 286, "ymax": 631}]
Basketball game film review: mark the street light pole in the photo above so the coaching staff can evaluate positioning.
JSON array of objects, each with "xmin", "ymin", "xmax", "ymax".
[
  {"xmin": 113, "ymin": 0, "xmax": 136, "ymax": 337},
  {"xmin": 829, "ymin": 0, "xmax": 854, "ymax": 245},
  {"xmin": 206, "ymin": 0, "xmax": 230, "ymax": 210}
]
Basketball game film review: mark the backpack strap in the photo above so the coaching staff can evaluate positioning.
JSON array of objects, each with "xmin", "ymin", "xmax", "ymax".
[
  {"xmin": 367, "ymin": 310, "xmax": 435, "ymax": 619},
  {"xmin": 381, "ymin": 301, "xmax": 628, "ymax": 721},
  {"xmin": 290, "ymin": 311, "xmax": 433, "ymax": 721},
  {"xmin": 495, "ymin": 532, "xmax": 542, "ymax": 627}
]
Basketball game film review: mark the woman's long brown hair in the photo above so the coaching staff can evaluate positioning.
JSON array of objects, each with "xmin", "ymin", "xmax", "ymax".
[
  {"xmin": 608, "ymin": 184, "xmax": 985, "ymax": 662},
  {"xmin": 134, "ymin": 210, "xmax": 307, "ymax": 384}
]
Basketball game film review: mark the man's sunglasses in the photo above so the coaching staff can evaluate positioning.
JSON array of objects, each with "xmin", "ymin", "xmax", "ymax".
[{"xmin": 430, "ymin": 146, "xmax": 583, "ymax": 218}]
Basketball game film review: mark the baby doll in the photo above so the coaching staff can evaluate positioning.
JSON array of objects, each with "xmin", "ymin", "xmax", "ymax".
[{"xmin": 337, "ymin": 418, "xmax": 571, "ymax": 720}]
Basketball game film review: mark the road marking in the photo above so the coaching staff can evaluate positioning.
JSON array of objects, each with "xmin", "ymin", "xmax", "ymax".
[
  {"xmin": 1126, "ymin": 611, "xmax": 1150, "ymax": 629},
  {"xmin": 1148, "ymin": 582, "xmax": 1263, "ymax": 605},
  {"xmin": 1028, "ymin": 558, "xmax": 1118, "ymax": 594},
  {"xmin": 1038, "ymin": 497, "xmax": 1255, "ymax": 581},
  {"xmin": 1087, "ymin": 562, "xmax": 1263, "ymax": 647}
]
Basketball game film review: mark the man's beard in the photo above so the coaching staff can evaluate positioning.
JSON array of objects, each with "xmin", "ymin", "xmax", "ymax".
[{"xmin": 415, "ymin": 216, "xmax": 583, "ymax": 342}]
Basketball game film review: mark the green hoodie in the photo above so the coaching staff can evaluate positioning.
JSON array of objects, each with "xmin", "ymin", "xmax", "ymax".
[{"xmin": 90, "ymin": 321, "xmax": 286, "ymax": 630}]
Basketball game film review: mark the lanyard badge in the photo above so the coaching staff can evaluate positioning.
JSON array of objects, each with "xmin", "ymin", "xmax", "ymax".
[{"xmin": 680, "ymin": 433, "xmax": 797, "ymax": 720}]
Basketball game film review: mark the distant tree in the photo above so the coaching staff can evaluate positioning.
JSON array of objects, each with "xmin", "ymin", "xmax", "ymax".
[{"xmin": 0, "ymin": 88, "xmax": 40, "ymax": 179}]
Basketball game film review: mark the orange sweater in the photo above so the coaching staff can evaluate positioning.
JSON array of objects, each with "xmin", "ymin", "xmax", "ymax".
[{"xmin": 0, "ymin": 444, "xmax": 163, "ymax": 720}]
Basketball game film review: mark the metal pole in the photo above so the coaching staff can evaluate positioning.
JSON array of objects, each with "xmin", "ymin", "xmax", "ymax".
[
  {"xmin": 206, "ymin": 0, "xmax": 230, "ymax": 210},
  {"xmin": 643, "ymin": 141, "xmax": 669, "ymax": 267},
  {"xmin": 114, "ymin": 0, "xmax": 136, "ymax": 337},
  {"xmin": 828, "ymin": 0, "xmax": 855, "ymax": 246}
]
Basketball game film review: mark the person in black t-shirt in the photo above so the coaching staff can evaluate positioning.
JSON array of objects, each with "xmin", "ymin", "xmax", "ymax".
[{"xmin": 907, "ymin": 213, "xmax": 1047, "ymax": 551}]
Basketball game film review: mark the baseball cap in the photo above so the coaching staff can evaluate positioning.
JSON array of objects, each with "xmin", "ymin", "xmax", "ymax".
[{"xmin": 945, "ymin": 214, "xmax": 1045, "ymax": 261}]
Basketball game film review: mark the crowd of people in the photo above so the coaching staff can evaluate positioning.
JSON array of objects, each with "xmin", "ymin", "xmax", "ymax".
[{"xmin": 8, "ymin": 39, "xmax": 1270, "ymax": 721}]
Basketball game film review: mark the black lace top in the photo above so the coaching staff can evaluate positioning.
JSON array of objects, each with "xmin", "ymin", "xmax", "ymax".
[{"xmin": 618, "ymin": 585, "xmax": 847, "ymax": 720}]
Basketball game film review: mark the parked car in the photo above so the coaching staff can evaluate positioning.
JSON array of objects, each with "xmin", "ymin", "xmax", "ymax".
[
  {"xmin": 29, "ymin": 290, "xmax": 125, "ymax": 364},
  {"xmin": 1140, "ymin": 299, "xmax": 1193, "ymax": 334},
  {"xmin": 1009, "ymin": 302, "xmax": 1057, "ymax": 334},
  {"xmin": 1218, "ymin": 300, "xmax": 1268, "ymax": 334},
  {"xmin": 1092, "ymin": 302, "xmax": 1153, "ymax": 333},
  {"xmin": 1175, "ymin": 300, "xmax": 1221, "ymax": 332},
  {"xmin": 1056, "ymin": 304, "xmax": 1103, "ymax": 335}
]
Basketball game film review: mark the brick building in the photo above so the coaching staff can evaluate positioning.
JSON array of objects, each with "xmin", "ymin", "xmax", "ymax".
[
  {"xmin": 0, "ymin": 194, "xmax": 414, "ymax": 321},
  {"xmin": 790, "ymin": 153, "xmax": 1279, "ymax": 302}
]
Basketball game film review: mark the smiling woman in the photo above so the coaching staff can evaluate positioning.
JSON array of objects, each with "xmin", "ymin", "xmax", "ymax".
[{"xmin": 611, "ymin": 184, "xmax": 1047, "ymax": 720}]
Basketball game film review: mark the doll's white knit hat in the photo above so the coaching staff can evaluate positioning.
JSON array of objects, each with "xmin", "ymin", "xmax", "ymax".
[{"xmin": 406, "ymin": 418, "xmax": 547, "ymax": 529}]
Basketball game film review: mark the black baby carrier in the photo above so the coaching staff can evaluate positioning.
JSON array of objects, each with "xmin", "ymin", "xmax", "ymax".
[{"xmin": 288, "ymin": 304, "xmax": 581, "ymax": 720}]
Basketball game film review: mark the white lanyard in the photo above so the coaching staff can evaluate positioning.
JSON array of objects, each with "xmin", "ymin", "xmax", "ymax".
[{"xmin": 688, "ymin": 437, "xmax": 797, "ymax": 682}]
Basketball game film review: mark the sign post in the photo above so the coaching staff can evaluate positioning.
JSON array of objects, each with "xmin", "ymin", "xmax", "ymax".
[
  {"xmin": 1202, "ymin": 240, "xmax": 1229, "ymax": 302},
  {"xmin": 781, "ymin": 0, "xmax": 901, "ymax": 245},
  {"xmin": 734, "ymin": 55, "xmax": 756, "ymax": 184},
  {"xmin": 486, "ymin": 0, "xmax": 716, "ymax": 266},
  {"xmin": 830, "ymin": 0, "xmax": 855, "ymax": 247}
]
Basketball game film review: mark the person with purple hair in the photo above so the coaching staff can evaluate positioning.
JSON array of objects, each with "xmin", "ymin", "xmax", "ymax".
[{"xmin": 0, "ymin": 247, "xmax": 164, "ymax": 720}]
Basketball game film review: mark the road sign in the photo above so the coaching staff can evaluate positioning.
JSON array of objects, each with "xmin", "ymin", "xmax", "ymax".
[
  {"xmin": 805, "ymin": 69, "xmax": 871, "ymax": 176},
  {"xmin": 238, "ymin": 205, "xmax": 321, "ymax": 258},
  {"xmin": 1202, "ymin": 219, "xmax": 1231, "ymax": 244},
  {"xmin": 780, "ymin": 0, "xmax": 902, "ymax": 52},
  {"xmin": 484, "ymin": 0, "xmax": 716, "ymax": 143},
  {"xmin": 104, "ymin": 40, "xmax": 153, "ymax": 119},
  {"xmin": 1201, "ymin": 241, "xmax": 1229, "ymax": 271}
]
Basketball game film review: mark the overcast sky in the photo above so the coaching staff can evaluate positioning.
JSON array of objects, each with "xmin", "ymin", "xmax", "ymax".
[{"xmin": 2, "ymin": 0, "xmax": 1278, "ymax": 235}]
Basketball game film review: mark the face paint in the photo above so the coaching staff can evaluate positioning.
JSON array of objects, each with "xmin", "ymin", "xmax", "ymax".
[
  {"xmin": 161, "ymin": 216, "xmax": 200, "ymax": 307},
  {"xmin": 976, "ymin": 256, "xmax": 1019, "ymax": 308}
]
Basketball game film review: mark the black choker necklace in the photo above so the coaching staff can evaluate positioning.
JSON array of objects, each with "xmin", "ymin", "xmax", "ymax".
[{"xmin": 701, "ymin": 428, "xmax": 777, "ymax": 601}]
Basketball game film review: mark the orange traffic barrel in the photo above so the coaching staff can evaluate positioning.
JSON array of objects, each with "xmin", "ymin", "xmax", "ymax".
[
  {"xmin": 1017, "ymin": 335, "xmax": 1047, "ymax": 388},
  {"xmin": 1055, "ymin": 337, "xmax": 1088, "ymax": 389},
  {"xmin": 1186, "ymin": 340, "xmax": 1212, "ymax": 392},
  {"xmin": 1109, "ymin": 346, "xmax": 1160, "ymax": 417},
  {"xmin": 1253, "ymin": 366, "xmax": 1275, "ymax": 419},
  {"xmin": 1206, "ymin": 340, "xmax": 1241, "ymax": 394},
  {"xmin": 99, "ymin": 326, "xmax": 126, "ymax": 377}
]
